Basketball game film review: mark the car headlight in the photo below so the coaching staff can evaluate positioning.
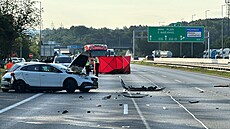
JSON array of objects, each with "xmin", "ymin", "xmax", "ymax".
[{"xmin": 91, "ymin": 78, "xmax": 98, "ymax": 82}]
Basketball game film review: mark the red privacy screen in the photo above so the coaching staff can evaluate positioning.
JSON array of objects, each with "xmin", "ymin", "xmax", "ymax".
[{"xmin": 98, "ymin": 56, "xmax": 131, "ymax": 74}]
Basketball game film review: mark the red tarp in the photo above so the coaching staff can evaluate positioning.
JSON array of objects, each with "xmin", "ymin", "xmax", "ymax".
[{"xmin": 99, "ymin": 56, "xmax": 131, "ymax": 74}]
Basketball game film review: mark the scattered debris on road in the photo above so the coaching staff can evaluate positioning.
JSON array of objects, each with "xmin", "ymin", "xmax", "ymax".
[
  {"xmin": 79, "ymin": 96, "xmax": 84, "ymax": 99},
  {"xmin": 121, "ymin": 79, "xmax": 165, "ymax": 91},
  {"xmin": 214, "ymin": 84, "xmax": 229, "ymax": 87},
  {"xmin": 123, "ymin": 93, "xmax": 148, "ymax": 98},
  {"xmin": 102, "ymin": 95, "xmax": 112, "ymax": 100},
  {"xmin": 163, "ymin": 107, "xmax": 168, "ymax": 110},
  {"xmin": 189, "ymin": 100, "xmax": 199, "ymax": 104},
  {"xmin": 62, "ymin": 110, "xmax": 68, "ymax": 114},
  {"xmin": 96, "ymin": 104, "xmax": 102, "ymax": 107}
]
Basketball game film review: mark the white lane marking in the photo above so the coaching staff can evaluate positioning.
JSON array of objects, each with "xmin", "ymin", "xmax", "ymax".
[
  {"xmin": 0, "ymin": 93, "xmax": 43, "ymax": 114},
  {"xmin": 195, "ymin": 87, "xmax": 205, "ymax": 92},
  {"xmin": 175, "ymin": 79, "xmax": 182, "ymax": 83},
  {"xmin": 123, "ymin": 104, "xmax": 128, "ymax": 115},
  {"xmin": 167, "ymin": 93, "xmax": 209, "ymax": 129},
  {"xmin": 130, "ymin": 94, "xmax": 151, "ymax": 129},
  {"xmin": 138, "ymin": 74, "xmax": 209, "ymax": 129}
]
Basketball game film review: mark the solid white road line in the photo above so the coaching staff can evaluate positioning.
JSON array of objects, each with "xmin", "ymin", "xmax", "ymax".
[
  {"xmin": 0, "ymin": 93, "xmax": 43, "ymax": 114},
  {"xmin": 167, "ymin": 93, "xmax": 209, "ymax": 129}
]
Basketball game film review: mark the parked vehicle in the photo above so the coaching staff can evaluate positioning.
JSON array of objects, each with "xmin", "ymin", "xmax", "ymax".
[
  {"xmin": 2, "ymin": 53, "xmax": 98, "ymax": 93},
  {"xmin": 152, "ymin": 50, "xmax": 172, "ymax": 58},
  {"xmin": 18, "ymin": 58, "xmax": 26, "ymax": 62},
  {"xmin": 11, "ymin": 57, "xmax": 20, "ymax": 63},
  {"xmin": 160, "ymin": 51, "xmax": 172, "ymax": 58},
  {"xmin": 203, "ymin": 49, "xmax": 217, "ymax": 59},
  {"xmin": 223, "ymin": 48, "xmax": 230, "ymax": 59},
  {"xmin": 152, "ymin": 50, "xmax": 161, "ymax": 57},
  {"xmin": 107, "ymin": 49, "xmax": 115, "ymax": 56},
  {"xmin": 145, "ymin": 55, "xmax": 154, "ymax": 60},
  {"xmin": 53, "ymin": 55, "xmax": 72, "ymax": 67},
  {"xmin": 30, "ymin": 59, "xmax": 40, "ymax": 62}
]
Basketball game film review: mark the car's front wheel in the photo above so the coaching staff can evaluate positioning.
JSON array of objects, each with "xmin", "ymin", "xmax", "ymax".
[
  {"xmin": 14, "ymin": 80, "xmax": 26, "ymax": 93},
  {"xmin": 64, "ymin": 79, "xmax": 76, "ymax": 93}
]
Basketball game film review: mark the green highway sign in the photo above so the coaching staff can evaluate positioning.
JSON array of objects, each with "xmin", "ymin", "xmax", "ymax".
[{"xmin": 148, "ymin": 26, "xmax": 204, "ymax": 42}]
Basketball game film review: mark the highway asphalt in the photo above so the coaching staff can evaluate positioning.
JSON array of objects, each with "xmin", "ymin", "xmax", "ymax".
[{"xmin": 0, "ymin": 64, "xmax": 230, "ymax": 129}]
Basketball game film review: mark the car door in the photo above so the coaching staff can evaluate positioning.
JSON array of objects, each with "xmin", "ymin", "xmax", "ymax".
[
  {"xmin": 21, "ymin": 64, "xmax": 40, "ymax": 87},
  {"xmin": 40, "ymin": 64, "xmax": 62, "ymax": 87}
]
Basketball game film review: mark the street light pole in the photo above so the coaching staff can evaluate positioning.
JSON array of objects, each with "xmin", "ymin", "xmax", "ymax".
[
  {"xmin": 192, "ymin": 14, "xmax": 196, "ymax": 21},
  {"xmin": 158, "ymin": 22, "xmax": 164, "ymax": 51},
  {"xmin": 191, "ymin": 14, "xmax": 195, "ymax": 57},
  {"xmin": 39, "ymin": 1, "xmax": 42, "ymax": 58},
  {"xmin": 204, "ymin": 10, "xmax": 210, "ymax": 56},
  {"xmin": 205, "ymin": 10, "xmax": 210, "ymax": 20},
  {"xmin": 221, "ymin": 5, "xmax": 226, "ymax": 59}
]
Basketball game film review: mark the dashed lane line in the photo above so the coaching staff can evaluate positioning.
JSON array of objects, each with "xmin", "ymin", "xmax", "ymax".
[{"xmin": 138, "ymin": 74, "xmax": 209, "ymax": 129}]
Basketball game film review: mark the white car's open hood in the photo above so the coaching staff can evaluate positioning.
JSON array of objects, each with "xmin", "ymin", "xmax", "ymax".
[{"xmin": 68, "ymin": 52, "xmax": 89, "ymax": 68}]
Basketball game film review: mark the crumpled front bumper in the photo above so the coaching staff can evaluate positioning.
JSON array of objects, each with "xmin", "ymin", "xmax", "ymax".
[{"xmin": 80, "ymin": 81, "xmax": 98, "ymax": 89}]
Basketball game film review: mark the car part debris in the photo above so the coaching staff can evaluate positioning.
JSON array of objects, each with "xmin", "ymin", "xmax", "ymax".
[
  {"xmin": 96, "ymin": 104, "xmax": 102, "ymax": 107},
  {"xmin": 189, "ymin": 100, "xmax": 199, "ymax": 104},
  {"xmin": 122, "ymin": 126, "xmax": 130, "ymax": 128},
  {"xmin": 79, "ymin": 96, "xmax": 84, "ymax": 99},
  {"xmin": 123, "ymin": 93, "xmax": 148, "ymax": 98},
  {"xmin": 121, "ymin": 79, "xmax": 165, "ymax": 91},
  {"xmin": 62, "ymin": 110, "xmax": 68, "ymax": 114},
  {"xmin": 102, "ymin": 95, "xmax": 112, "ymax": 100},
  {"xmin": 163, "ymin": 107, "xmax": 168, "ymax": 110},
  {"xmin": 87, "ymin": 111, "xmax": 91, "ymax": 113},
  {"xmin": 214, "ymin": 84, "xmax": 229, "ymax": 87}
]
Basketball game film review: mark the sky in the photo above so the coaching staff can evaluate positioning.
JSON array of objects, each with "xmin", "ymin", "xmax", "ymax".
[{"xmin": 39, "ymin": 0, "xmax": 227, "ymax": 29}]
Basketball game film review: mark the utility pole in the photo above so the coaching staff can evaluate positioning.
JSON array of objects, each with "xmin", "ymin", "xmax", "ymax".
[
  {"xmin": 191, "ymin": 14, "xmax": 196, "ymax": 57},
  {"xmin": 222, "ymin": 5, "xmax": 226, "ymax": 58},
  {"xmin": 132, "ymin": 29, "xmax": 147, "ymax": 59},
  {"xmin": 226, "ymin": 0, "xmax": 230, "ymax": 36},
  {"xmin": 204, "ymin": 10, "xmax": 210, "ymax": 52}
]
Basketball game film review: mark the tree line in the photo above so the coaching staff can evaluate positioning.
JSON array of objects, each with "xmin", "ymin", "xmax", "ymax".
[{"xmin": 43, "ymin": 19, "xmax": 230, "ymax": 57}]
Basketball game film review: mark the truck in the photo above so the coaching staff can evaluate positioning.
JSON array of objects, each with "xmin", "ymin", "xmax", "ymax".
[
  {"xmin": 84, "ymin": 44, "xmax": 108, "ymax": 57},
  {"xmin": 152, "ymin": 50, "xmax": 172, "ymax": 58}
]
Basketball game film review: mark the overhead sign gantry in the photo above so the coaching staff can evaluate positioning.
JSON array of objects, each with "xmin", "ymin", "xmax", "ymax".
[{"xmin": 148, "ymin": 26, "xmax": 204, "ymax": 43}]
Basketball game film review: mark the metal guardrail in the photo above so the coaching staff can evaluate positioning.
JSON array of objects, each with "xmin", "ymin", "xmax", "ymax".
[
  {"xmin": 132, "ymin": 57, "xmax": 230, "ymax": 72},
  {"xmin": 151, "ymin": 61, "xmax": 230, "ymax": 72}
]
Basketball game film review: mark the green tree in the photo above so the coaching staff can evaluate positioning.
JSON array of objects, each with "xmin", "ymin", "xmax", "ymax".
[{"xmin": 0, "ymin": 0, "xmax": 42, "ymax": 58}]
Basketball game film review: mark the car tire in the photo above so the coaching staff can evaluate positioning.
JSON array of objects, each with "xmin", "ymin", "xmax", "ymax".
[
  {"xmin": 79, "ymin": 88, "xmax": 90, "ymax": 93},
  {"xmin": 2, "ymin": 88, "xmax": 9, "ymax": 92},
  {"xmin": 14, "ymin": 80, "xmax": 26, "ymax": 93},
  {"xmin": 64, "ymin": 79, "xmax": 76, "ymax": 93}
]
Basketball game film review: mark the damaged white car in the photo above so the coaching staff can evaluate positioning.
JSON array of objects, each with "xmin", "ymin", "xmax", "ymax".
[{"xmin": 9, "ymin": 53, "xmax": 98, "ymax": 93}]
